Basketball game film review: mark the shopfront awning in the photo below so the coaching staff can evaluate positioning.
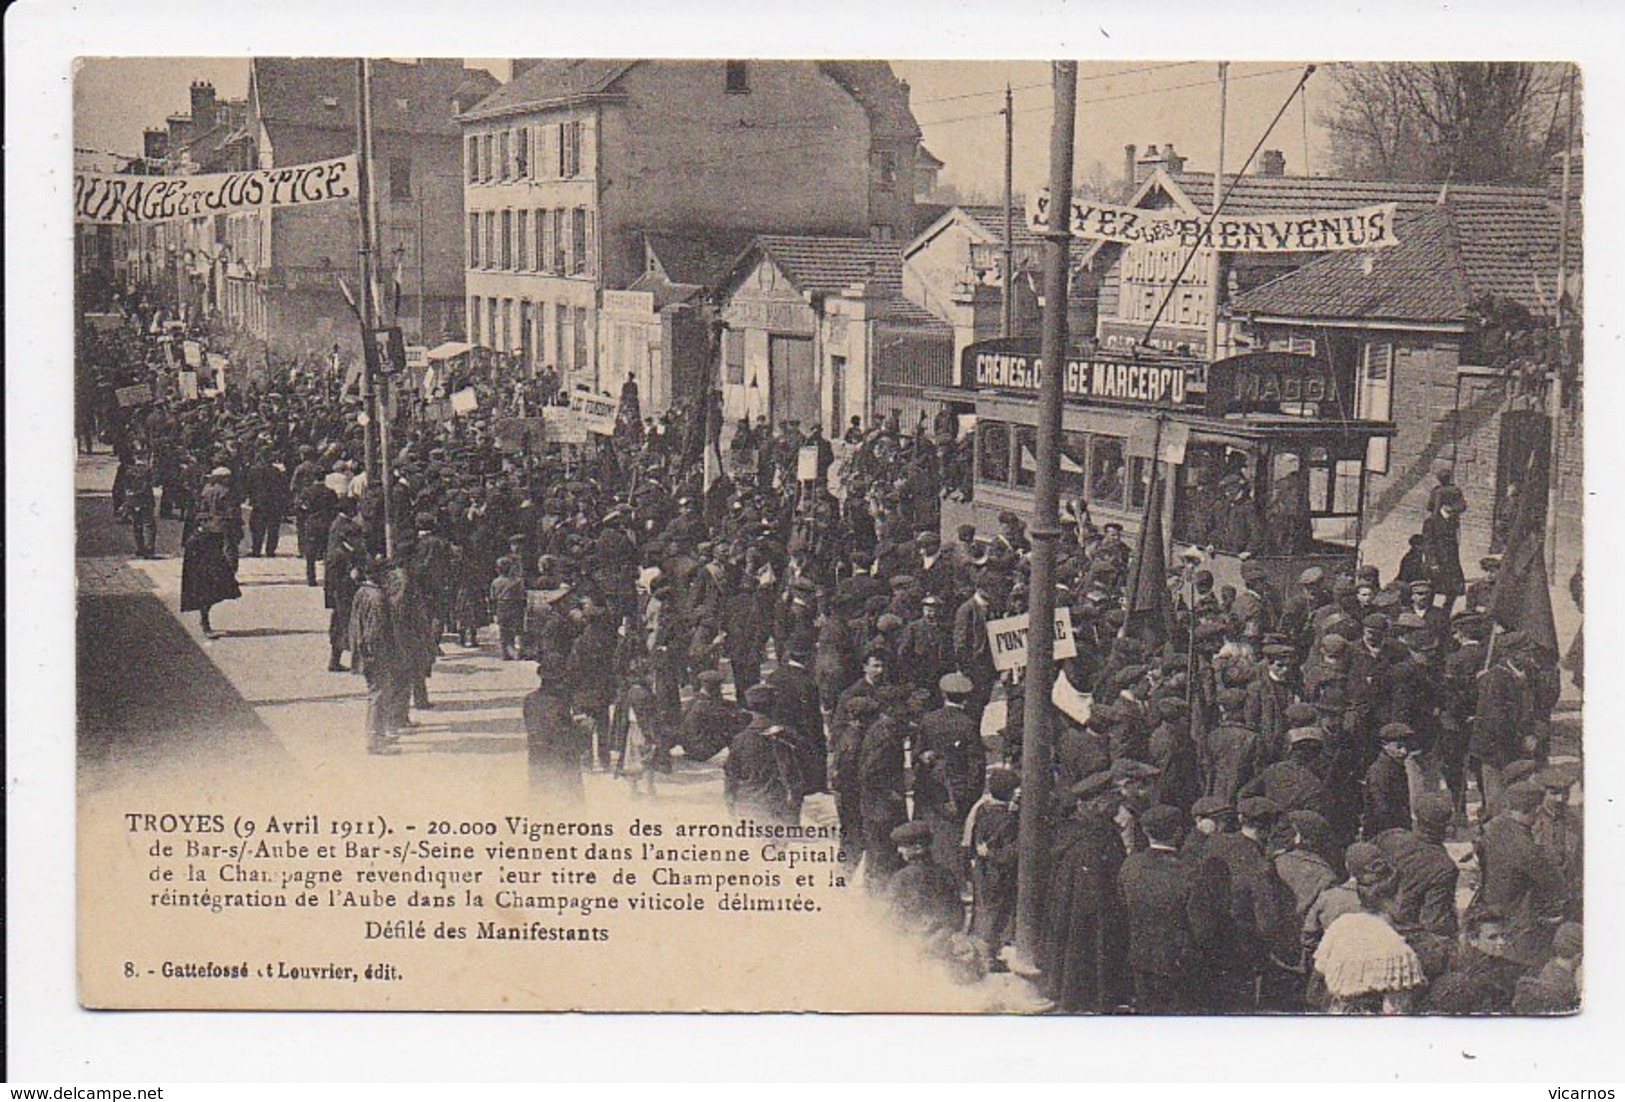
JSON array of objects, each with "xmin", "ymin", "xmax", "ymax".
[{"xmin": 426, "ymin": 341, "xmax": 472, "ymax": 362}]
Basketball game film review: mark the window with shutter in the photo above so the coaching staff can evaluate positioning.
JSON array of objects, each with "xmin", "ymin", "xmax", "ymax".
[
  {"xmin": 515, "ymin": 128, "xmax": 529, "ymax": 178},
  {"xmin": 517, "ymin": 210, "xmax": 529, "ymax": 270},
  {"xmin": 1360, "ymin": 340, "xmax": 1394, "ymax": 472},
  {"xmin": 571, "ymin": 207, "xmax": 587, "ymax": 276},
  {"xmin": 466, "ymin": 137, "xmax": 478, "ymax": 183}
]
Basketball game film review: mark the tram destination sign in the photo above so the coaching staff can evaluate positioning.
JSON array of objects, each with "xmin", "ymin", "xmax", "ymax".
[{"xmin": 962, "ymin": 338, "xmax": 1193, "ymax": 407}]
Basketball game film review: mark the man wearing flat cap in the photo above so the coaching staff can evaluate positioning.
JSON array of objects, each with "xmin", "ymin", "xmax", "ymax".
[
  {"xmin": 724, "ymin": 683, "xmax": 806, "ymax": 827},
  {"xmin": 1472, "ymin": 779, "xmax": 1569, "ymax": 966},
  {"xmin": 1200, "ymin": 687, "xmax": 1265, "ymax": 808},
  {"xmin": 1531, "ymin": 764, "xmax": 1583, "ymax": 923},
  {"xmin": 676, "ymin": 669, "xmax": 746, "ymax": 766},
  {"xmin": 1374, "ymin": 792, "xmax": 1460, "ymax": 943},
  {"xmin": 765, "ymin": 636, "xmax": 827, "ymax": 794},
  {"xmin": 1473, "ymin": 632, "xmax": 1539, "ymax": 813},
  {"xmin": 1247, "ymin": 643, "xmax": 1299, "ymax": 762},
  {"xmin": 914, "ymin": 673, "xmax": 987, "ymax": 879},
  {"xmin": 1038, "ymin": 776, "xmax": 1130, "ymax": 1012},
  {"xmin": 885, "ymin": 820, "xmax": 963, "ymax": 938},
  {"xmin": 1239, "ymin": 726, "xmax": 1326, "ymax": 813},
  {"xmin": 1201, "ymin": 795, "xmax": 1296, "ymax": 1009},
  {"xmin": 897, "ymin": 594, "xmax": 955, "ymax": 698},
  {"xmin": 1118, "ymin": 804, "xmax": 1215, "ymax": 1013}
]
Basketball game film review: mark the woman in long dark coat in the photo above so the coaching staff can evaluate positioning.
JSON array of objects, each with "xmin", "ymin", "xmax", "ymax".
[
  {"xmin": 180, "ymin": 467, "xmax": 242, "ymax": 637},
  {"xmin": 524, "ymin": 666, "xmax": 585, "ymax": 806},
  {"xmin": 1038, "ymin": 795, "xmax": 1130, "ymax": 1013}
]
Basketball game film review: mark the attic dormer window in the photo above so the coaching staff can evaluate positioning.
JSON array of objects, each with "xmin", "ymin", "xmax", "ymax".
[
  {"xmin": 725, "ymin": 61, "xmax": 749, "ymax": 94},
  {"xmin": 320, "ymin": 96, "xmax": 339, "ymax": 109}
]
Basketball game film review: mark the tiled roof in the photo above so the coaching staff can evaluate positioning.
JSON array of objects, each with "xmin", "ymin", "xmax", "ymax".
[
  {"xmin": 457, "ymin": 59, "xmax": 637, "ymax": 121},
  {"xmin": 253, "ymin": 58, "xmax": 486, "ymax": 137},
  {"xmin": 625, "ymin": 271, "xmax": 705, "ymax": 310},
  {"xmin": 1162, "ymin": 170, "xmax": 1549, "ymax": 221},
  {"xmin": 814, "ymin": 61, "xmax": 922, "ymax": 142},
  {"xmin": 875, "ymin": 296, "xmax": 952, "ymax": 331},
  {"xmin": 643, "ymin": 229, "xmax": 757, "ymax": 289},
  {"xmin": 958, "ymin": 202, "xmax": 1043, "ymax": 250},
  {"xmin": 750, "ymin": 235, "xmax": 906, "ymax": 297},
  {"xmin": 1232, "ymin": 198, "xmax": 1579, "ymax": 324},
  {"xmin": 460, "ymin": 60, "xmax": 922, "ymax": 141}
]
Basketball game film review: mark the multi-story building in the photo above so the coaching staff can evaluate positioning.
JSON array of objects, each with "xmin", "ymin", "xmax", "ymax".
[
  {"xmin": 456, "ymin": 58, "xmax": 924, "ymax": 401},
  {"xmin": 219, "ymin": 58, "xmax": 494, "ymax": 359}
]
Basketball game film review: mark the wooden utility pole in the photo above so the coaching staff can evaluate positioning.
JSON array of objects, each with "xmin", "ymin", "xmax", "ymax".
[
  {"xmin": 1207, "ymin": 62, "xmax": 1228, "ymax": 362},
  {"xmin": 1546, "ymin": 64, "xmax": 1576, "ymax": 569},
  {"xmin": 1002, "ymin": 83, "xmax": 1015, "ymax": 338},
  {"xmin": 355, "ymin": 57, "xmax": 395, "ymax": 558},
  {"xmin": 1013, "ymin": 60, "xmax": 1077, "ymax": 972}
]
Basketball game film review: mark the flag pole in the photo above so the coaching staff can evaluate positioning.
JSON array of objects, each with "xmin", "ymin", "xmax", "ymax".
[{"xmin": 1012, "ymin": 60, "xmax": 1077, "ymax": 975}]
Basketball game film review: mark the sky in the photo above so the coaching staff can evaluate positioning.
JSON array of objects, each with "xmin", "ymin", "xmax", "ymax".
[{"xmin": 73, "ymin": 57, "xmax": 1327, "ymax": 197}]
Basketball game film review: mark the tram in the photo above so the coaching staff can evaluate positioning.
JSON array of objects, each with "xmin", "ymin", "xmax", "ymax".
[{"xmin": 932, "ymin": 339, "xmax": 1397, "ymax": 592}]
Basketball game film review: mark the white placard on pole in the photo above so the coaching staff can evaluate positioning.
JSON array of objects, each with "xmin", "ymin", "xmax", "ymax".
[{"xmin": 986, "ymin": 606, "xmax": 1078, "ymax": 672}]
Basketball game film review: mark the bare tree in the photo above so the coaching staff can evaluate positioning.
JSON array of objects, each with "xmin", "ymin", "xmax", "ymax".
[{"xmin": 1320, "ymin": 62, "xmax": 1573, "ymax": 184}]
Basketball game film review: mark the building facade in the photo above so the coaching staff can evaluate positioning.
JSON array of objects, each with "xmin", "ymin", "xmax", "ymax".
[
  {"xmin": 718, "ymin": 235, "xmax": 952, "ymax": 432},
  {"xmin": 219, "ymin": 58, "xmax": 489, "ymax": 361},
  {"xmin": 1231, "ymin": 186, "xmax": 1582, "ymax": 576},
  {"xmin": 456, "ymin": 59, "xmax": 924, "ymax": 398},
  {"xmin": 903, "ymin": 203, "xmax": 1043, "ymax": 365}
]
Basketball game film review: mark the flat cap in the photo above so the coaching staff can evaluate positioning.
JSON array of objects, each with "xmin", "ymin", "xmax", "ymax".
[
  {"xmin": 1240, "ymin": 560, "xmax": 1269, "ymax": 581},
  {"xmin": 1413, "ymin": 792, "xmax": 1455, "ymax": 830},
  {"xmin": 890, "ymin": 821, "xmax": 934, "ymax": 846},
  {"xmin": 1140, "ymin": 804, "xmax": 1186, "ymax": 841},
  {"xmin": 1288, "ymin": 726, "xmax": 1325, "ymax": 745},
  {"xmin": 1111, "ymin": 759, "xmax": 1162, "ymax": 783},
  {"xmin": 1533, "ymin": 763, "xmax": 1580, "ymax": 791},
  {"xmin": 1237, "ymin": 796, "xmax": 1282, "ymax": 821},
  {"xmin": 1378, "ymin": 722, "xmax": 1416, "ymax": 744},
  {"xmin": 1503, "ymin": 780, "xmax": 1544, "ymax": 814},
  {"xmin": 1408, "ymin": 578, "xmax": 1435, "ymax": 593},
  {"xmin": 1263, "ymin": 644, "xmax": 1297, "ymax": 660},
  {"xmin": 1191, "ymin": 796, "xmax": 1233, "ymax": 819},
  {"xmin": 1285, "ymin": 702, "xmax": 1320, "ymax": 727},
  {"xmin": 1298, "ymin": 566, "xmax": 1325, "ymax": 586},
  {"xmin": 1502, "ymin": 759, "xmax": 1542, "ymax": 786},
  {"xmin": 939, "ymin": 672, "xmax": 974, "ymax": 696},
  {"xmin": 1070, "ymin": 770, "xmax": 1115, "ymax": 800},
  {"xmin": 697, "ymin": 669, "xmax": 726, "ymax": 687},
  {"xmin": 1363, "ymin": 613, "xmax": 1392, "ymax": 633}
]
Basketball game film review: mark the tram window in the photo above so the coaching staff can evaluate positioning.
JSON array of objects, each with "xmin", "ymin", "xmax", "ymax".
[
  {"xmin": 977, "ymin": 420, "xmax": 1011, "ymax": 486},
  {"xmin": 1089, "ymin": 436, "xmax": 1126, "ymax": 507},
  {"xmin": 1059, "ymin": 431, "xmax": 1089, "ymax": 500},
  {"xmin": 1015, "ymin": 425, "xmax": 1038, "ymax": 488},
  {"xmin": 1264, "ymin": 449, "xmax": 1313, "ymax": 556},
  {"xmin": 1173, "ymin": 442, "xmax": 1226, "ymax": 546}
]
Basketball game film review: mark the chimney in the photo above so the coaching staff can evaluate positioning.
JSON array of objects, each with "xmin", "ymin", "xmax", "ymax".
[
  {"xmin": 189, "ymin": 81, "xmax": 217, "ymax": 133},
  {"xmin": 1160, "ymin": 141, "xmax": 1186, "ymax": 174},
  {"xmin": 1123, "ymin": 144, "xmax": 1137, "ymax": 194},
  {"xmin": 1258, "ymin": 149, "xmax": 1286, "ymax": 177},
  {"xmin": 144, "ymin": 128, "xmax": 169, "ymax": 163},
  {"xmin": 1135, "ymin": 144, "xmax": 1160, "ymax": 184}
]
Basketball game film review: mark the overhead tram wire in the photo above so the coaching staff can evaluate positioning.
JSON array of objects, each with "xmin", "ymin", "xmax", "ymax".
[
  {"xmin": 915, "ymin": 64, "xmax": 1305, "ymax": 129},
  {"xmin": 907, "ymin": 61, "xmax": 1200, "ymax": 107}
]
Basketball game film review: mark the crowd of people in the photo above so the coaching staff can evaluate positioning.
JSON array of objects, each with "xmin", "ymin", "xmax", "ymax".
[{"xmin": 83, "ymin": 306, "xmax": 1582, "ymax": 1015}]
